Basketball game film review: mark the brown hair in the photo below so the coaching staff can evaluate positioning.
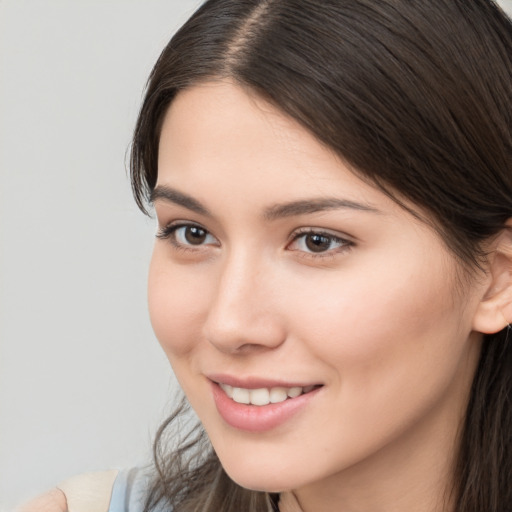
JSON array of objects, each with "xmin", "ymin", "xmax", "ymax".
[{"xmin": 130, "ymin": 1, "xmax": 512, "ymax": 510}]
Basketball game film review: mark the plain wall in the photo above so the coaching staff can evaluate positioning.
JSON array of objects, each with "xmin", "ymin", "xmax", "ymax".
[
  {"xmin": 0, "ymin": 1, "xmax": 201, "ymax": 509},
  {"xmin": 1, "ymin": 1, "xmax": 511, "ymax": 510}
]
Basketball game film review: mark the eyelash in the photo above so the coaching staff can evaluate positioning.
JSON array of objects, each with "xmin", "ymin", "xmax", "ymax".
[
  {"xmin": 156, "ymin": 222, "xmax": 354, "ymax": 258},
  {"xmin": 288, "ymin": 228, "xmax": 354, "ymax": 258},
  {"xmin": 156, "ymin": 222, "xmax": 218, "ymax": 253}
]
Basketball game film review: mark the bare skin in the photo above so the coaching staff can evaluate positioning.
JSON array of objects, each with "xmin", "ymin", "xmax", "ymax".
[
  {"xmin": 149, "ymin": 80, "xmax": 512, "ymax": 512},
  {"xmin": 16, "ymin": 488, "xmax": 67, "ymax": 512}
]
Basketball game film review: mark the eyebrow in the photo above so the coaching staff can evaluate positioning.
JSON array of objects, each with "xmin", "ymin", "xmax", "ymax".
[
  {"xmin": 150, "ymin": 185, "xmax": 380, "ymax": 219},
  {"xmin": 150, "ymin": 186, "xmax": 211, "ymax": 217},
  {"xmin": 263, "ymin": 198, "xmax": 380, "ymax": 220}
]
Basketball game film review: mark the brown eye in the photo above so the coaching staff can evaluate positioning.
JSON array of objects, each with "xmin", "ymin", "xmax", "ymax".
[
  {"xmin": 288, "ymin": 230, "xmax": 352, "ymax": 256},
  {"xmin": 158, "ymin": 224, "xmax": 218, "ymax": 247},
  {"xmin": 304, "ymin": 234, "xmax": 332, "ymax": 253},
  {"xmin": 183, "ymin": 226, "xmax": 208, "ymax": 245}
]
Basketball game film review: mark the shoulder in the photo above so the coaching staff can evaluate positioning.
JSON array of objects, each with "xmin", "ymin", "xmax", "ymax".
[
  {"xmin": 15, "ymin": 487, "xmax": 68, "ymax": 512},
  {"xmin": 16, "ymin": 468, "xmax": 151, "ymax": 512},
  {"xmin": 57, "ymin": 469, "xmax": 119, "ymax": 512}
]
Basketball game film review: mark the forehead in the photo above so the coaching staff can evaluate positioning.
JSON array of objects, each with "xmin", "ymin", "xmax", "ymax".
[
  {"xmin": 159, "ymin": 80, "xmax": 331, "ymax": 173},
  {"xmin": 157, "ymin": 80, "xmax": 386, "ymax": 209}
]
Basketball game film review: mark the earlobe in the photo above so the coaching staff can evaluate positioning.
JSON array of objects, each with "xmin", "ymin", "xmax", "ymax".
[{"xmin": 472, "ymin": 224, "xmax": 512, "ymax": 334}]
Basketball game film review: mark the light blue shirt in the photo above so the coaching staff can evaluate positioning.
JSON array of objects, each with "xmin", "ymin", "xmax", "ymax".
[{"xmin": 108, "ymin": 468, "xmax": 149, "ymax": 512}]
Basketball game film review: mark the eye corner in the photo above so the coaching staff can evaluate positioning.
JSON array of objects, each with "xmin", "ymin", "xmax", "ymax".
[{"xmin": 156, "ymin": 221, "xmax": 220, "ymax": 253}]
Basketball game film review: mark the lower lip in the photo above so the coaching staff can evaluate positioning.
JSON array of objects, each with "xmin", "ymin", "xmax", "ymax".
[{"xmin": 211, "ymin": 382, "xmax": 321, "ymax": 432}]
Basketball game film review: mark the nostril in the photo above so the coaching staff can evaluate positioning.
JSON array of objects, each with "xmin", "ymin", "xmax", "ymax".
[{"xmin": 203, "ymin": 309, "xmax": 286, "ymax": 354}]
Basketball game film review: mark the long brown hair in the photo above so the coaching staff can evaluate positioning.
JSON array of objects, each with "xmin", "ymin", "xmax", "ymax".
[{"xmin": 130, "ymin": 1, "xmax": 512, "ymax": 510}]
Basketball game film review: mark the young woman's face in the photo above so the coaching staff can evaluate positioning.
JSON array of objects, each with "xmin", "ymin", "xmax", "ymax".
[{"xmin": 149, "ymin": 81, "xmax": 485, "ymax": 501}]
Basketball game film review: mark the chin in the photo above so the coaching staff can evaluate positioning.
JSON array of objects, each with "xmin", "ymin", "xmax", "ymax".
[
  {"xmin": 227, "ymin": 473, "xmax": 291, "ymax": 494},
  {"xmin": 218, "ymin": 457, "xmax": 303, "ymax": 493}
]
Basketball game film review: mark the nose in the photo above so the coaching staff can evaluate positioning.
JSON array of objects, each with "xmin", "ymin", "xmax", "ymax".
[{"xmin": 203, "ymin": 251, "xmax": 286, "ymax": 354}]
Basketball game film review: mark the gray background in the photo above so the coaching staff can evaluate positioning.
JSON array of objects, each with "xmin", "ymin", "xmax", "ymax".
[
  {"xmin": 0, "ymin": 1, "xmax": 201, "ymax": 509},
  {"xmin": 1, "ymin": 0, "xmax": 511, "ymax": 510}
]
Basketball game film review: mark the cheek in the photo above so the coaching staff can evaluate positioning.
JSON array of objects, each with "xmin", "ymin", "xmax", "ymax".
[
  {"xmin": 147, "ymin": 253, "xmax": 210, "ymax": 359},
  {"xmin": 285, "ymin": 253, "xmax": 466, "ymax": 381},
  {"xmin": 278, "ymin": 257, "xmax": 476, "ymax": 452}
]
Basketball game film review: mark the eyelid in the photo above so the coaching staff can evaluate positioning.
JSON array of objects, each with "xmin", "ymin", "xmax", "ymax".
[
  {"xmin": 156, "ymin": 220, "xmax": 220, "ymax": 248},
  {"xmin": 155, "ymin": 220, "xmax": 353, "ymax": 259},
  {"xmin": 287, "ymin": 227, "xmax": 354, "ymax": 257},
  {"xmin": 156, "ymin": 219, "xmax": 204, "ymax": 236}
]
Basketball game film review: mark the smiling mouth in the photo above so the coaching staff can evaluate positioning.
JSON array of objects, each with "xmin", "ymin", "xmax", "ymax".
[{"xmin": 218, "ymin": 383, "xmax": 322, "ymax": 406}]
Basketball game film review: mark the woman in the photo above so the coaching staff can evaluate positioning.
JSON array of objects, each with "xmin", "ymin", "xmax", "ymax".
[{"xmin": 20, "ymin": 0, "xmax": 512, "ymax": 511}]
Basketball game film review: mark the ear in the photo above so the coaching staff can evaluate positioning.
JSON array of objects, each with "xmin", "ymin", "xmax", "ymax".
[{"xmin": 472, "ymin": 222, "xmax": 512, "ymax": 334}]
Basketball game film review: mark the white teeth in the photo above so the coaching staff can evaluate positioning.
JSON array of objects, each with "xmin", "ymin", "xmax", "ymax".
[
  {"xmin": 269, "ymin": 387, "xmax": 288, "ymax": 403},
  {"xmin": 232, "ymin": 387, "xmax": 250, "ymax": 404},
  {"xmin": 250, "ymin": 388, "xmax": 270, "ymax": 406},
  {"xmin": 287, "ymin": 387, "xmax": 302, "ymax": 398},
  {"xmin": 219, "ymin": 383, "xmax": 318, "ymax": 406},
  {"xmin": 221, "ymin": 384, "xmax": 234, "ymax": 398}
]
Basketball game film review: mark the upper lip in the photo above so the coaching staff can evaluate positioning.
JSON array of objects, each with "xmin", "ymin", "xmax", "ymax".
[{"xmin": 207, "ymin": 373, "xmax": 323, "ymax": 389}]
